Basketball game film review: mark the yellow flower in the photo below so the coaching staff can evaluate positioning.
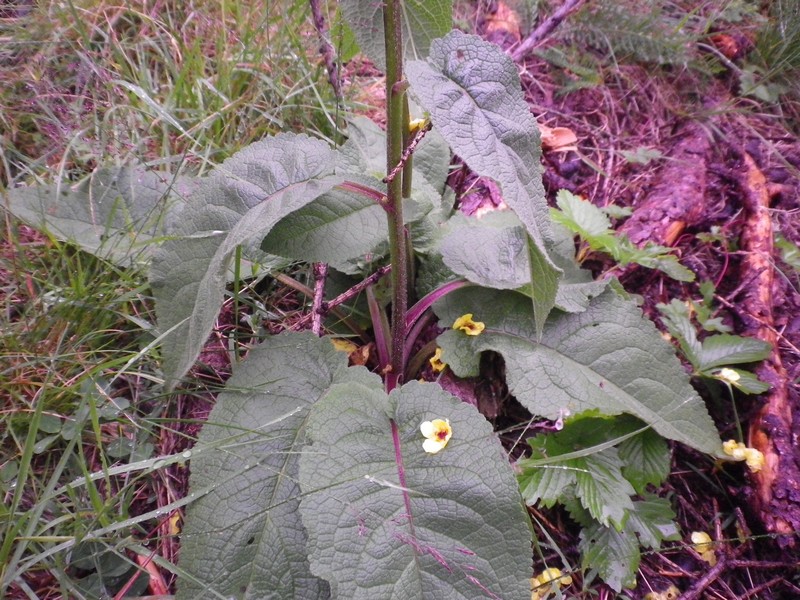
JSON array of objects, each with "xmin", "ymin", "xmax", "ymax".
[
  {"xmin": 743, "ymin": 447, "xmax": 765, "ymax": 472},
  {"xmin": 429, "ymin": 347, "xmax": 447, "ymax": 373},
  {"xmin": 452, "ymin": 313, "xmax": 485, "ymax": 336},
  {"xmin": 420, "ymin": 419, "xmax": 452, "ymax": 454},
  {"xmin": 409, "ymin": 117, "xmax": 427, "ymax": 133},
  {"xmin": 690, "ymin": 531, "xmax": 717, "ymax": 566},
  {"xmin": 530, "ymin": 567, "xmax": 572, "ymax": 600},
  {"xmin": 723, "ymin": 439, "xmax": 764, "ymax": 472},
  {"xmin": 716, "ymin": 367, "xmax": 741, "ymax": 384}
]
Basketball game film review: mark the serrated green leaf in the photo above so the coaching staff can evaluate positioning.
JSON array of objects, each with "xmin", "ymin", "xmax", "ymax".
[
  {"xmin": 150, "ymin": 134, "xmax": 342, "ymax": 389},
  {"xmin": 435, "ymin": 287, "xmax": 722, "ymax": 454},
  {"xmin": 407, "ymin": 31, "xmax": 561, "ymax": 335},
  {"xmin": 298, "ymin": 379, "xmax": 531, "ymax": 599},
  {"xmin": 2, "ymin": 166, "xmax": 195, "ymax": 266},
  {"xmin": 618, "ymin": 429, "xmax": 670, "ymax": 493},
  {"xmin": 579, "ymin": 522, "xmax": 639, "ymax": 591},
  {"xmin": 177, "ymin": 332, "xmax": 352, "ymax": 600},
  {"xmin": 575, "ymin": 450, "xmax": 635, "ymax": 529},
  {"xmin": 553, "ymin": 190, "xmax": 695, "ymax": 282},
  {"xmin": 705, "ymin": 368, "xmax": 771, "ymax": 395},
  {"xmin": 657, "ymin": 299, "xmax": 702, "ymax": 368},
  {"xmin": 339, "ymin": 0, "xmax": 452, "ymax": 71},
  {"xmin": 552, "ymin": 189, "xmax": 610, "ymax": 236},
  {"xmin": 626, "ymin": 494, "xmax": 680, "ymax": 549},
  {"xmin": 695, "ymin": 334, "xmax": 772, "ymax": 371},
  {"xmin": 517, "ymin": 463, "xmax": 577, "ymax": 509}
]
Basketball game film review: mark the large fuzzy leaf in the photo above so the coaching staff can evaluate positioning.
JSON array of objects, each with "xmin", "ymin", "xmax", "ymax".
[
  {"xmin": 261, "ymin": 120, "xmax": 444, "ymax": 271},
  {"xmin": 298, "ymin": 378, "xmax": 531, "ymax": 599},
  {"xmin": 2, "ymin": 166, "xmax": 195, "ymax": 266},
  {"xmin": 150, "ymin": 134, "xmax": 342, "ymax": 389},
  {"xmin": 407, "ymin": 31, "xmax": 561, "ymax": 335},
  {"xmin": 434, "ymin": 287, "xmax": 722, "ymax": 454},
  {"xmin": 439, "ymin": 212, "xmax": 606, "ymax": 312},
  {"xmin": 339, "ymin": 0, "xmax": 452, "ymax": 71},
  {"xmin": 177, "ymin": 332, "xmax": 355, "ymax": 600}
]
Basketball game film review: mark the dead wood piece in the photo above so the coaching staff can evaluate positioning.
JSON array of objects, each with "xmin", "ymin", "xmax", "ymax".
[
  {"xmin": 618, "ymin": 122, "xmax": 710, "ymax": 246},
  {"xmin": 738, "ymin": 151, "xmax": 799, "ymax": 546}
]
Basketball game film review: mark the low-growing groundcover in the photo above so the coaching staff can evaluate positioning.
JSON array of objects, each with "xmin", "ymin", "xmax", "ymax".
[{"xmin": 2, "ymin": 0, "xmax": 800, "ymax": 599}]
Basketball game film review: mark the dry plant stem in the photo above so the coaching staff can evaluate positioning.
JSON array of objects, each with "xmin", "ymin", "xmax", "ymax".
[
  {"xmin": 384, "ymin": 0, "xmax": 408, "ymax": 389},
  {"xmin": 737, "ymin": 150, "xmax": 798, "ymax": 545},
  {"xmin": 311, "ymin": 262, "xmax": 328, "ymax": 336},
  {"xmin": 291, "ymin": 265, "xmax": 392, "ymax": 330},
  {"xmin": 510, "ymin": 0, "xmax": 589, "ymax": 61},
  {"xmin": 308, "ymin": 0, "xmax": 342, "ymax": 100}
]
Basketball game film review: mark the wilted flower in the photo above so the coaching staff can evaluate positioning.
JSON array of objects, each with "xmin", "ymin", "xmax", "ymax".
[
  {"xmin": 420, "ymin": 419, "xmax": 452, "ymax": 454},
  {"xmin": 452, "ymin": 313, "xmax": 485, "ymax": 336},
  {"xmin": 531, "ymin": 567, "xmax": 572, "ymax": 600},
  {"xmin": 723, "ymin": 439, "xmax": 765, "ymax": 473},
  {"xmin": 429, "ymin": 347, "xmax": 447, "ymax": 373},
  {"xmin": 690, "ymin": 531, "xmax": 717, "ymax": 566}
]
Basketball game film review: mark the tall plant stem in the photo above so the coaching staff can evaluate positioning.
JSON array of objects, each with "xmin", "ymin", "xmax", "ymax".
[{"xmin": 384, "ymin": 0, "xmax": 408, "ymax": 390}]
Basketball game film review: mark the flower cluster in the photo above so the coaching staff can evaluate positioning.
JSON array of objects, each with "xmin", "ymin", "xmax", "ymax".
[
  {"xmin": 530, "ymin": 567, "xmax": 572, "ymax": 600},
  {"xmin": 690, "ymin": 531, "xmax": 717, "ymax": 566},
  {"xmin": 420, "ymin": 419, "xmax": 452, "ymax": 454},
  {"xmin": 722, "ymin": 439, "xmax": 765, "ymax": 473}
]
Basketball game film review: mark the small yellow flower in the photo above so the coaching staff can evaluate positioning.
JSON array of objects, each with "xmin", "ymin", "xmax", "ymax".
[
  {"xmin": 420, "ymin": 419, "xmax": 452, "ymax": 454},
  {"xmin": 429, "ymin": 347, "xmax": 447, "ymax": 373},
  {"xmin": 690, "ymin": 531, "xmax": 717, "ymax": 566},
  {"xmin": 723, "ymin": 439, "xmax": 764, "ymax": 472},
  {"xmin": 452, "ymin": 313, "xmax": 485, "ymax": 336},
  {"xmin": 743, "ymin": 447, "xmax": 765, "ymax": 473},
  {"xmin": 409, "ymin": 117, "xmax": 427, "ymax": 133},
  {"xmin": 530, "ymin": 567, "xmax": 572, "ymax": 600},
  {"xmin": 716, "ymin": 367, "xmax": 741, "ymax": 384}
]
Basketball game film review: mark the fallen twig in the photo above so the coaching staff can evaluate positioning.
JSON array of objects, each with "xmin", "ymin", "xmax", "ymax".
[{"xmin": 510, "ymin": 0, "xmax": 589, "ymax": 61}]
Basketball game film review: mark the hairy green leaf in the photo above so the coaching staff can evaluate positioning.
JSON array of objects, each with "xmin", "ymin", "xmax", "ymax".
[
  {"xmin": 435, "ymin": 287, "xmax": 722, "ymax": 454},
  {"xmin": 260, "ymin": 120, "xmax": 443, "ymax": 271},
  {"xmin": 177, "ymin": 332, "xmax": 352, "ymax": 600},
  {"xmin": 407, "ymin": 31, "xmax": 561, "ymax": 335},
  {"xmin": 299, "ymin": 379, "xmax": 531, "ymax": 599},
  {"xmin": 440, "ymin": 212, "xmax": 606, "ymax": 312},
  {"xmin": 3, "ymin": 166, "xmax": 195, "ymax": 266},
  {"xmin": 150, "ymin": 134, "xmax": 342, "ymax": 389},
  {"xmin": 339, "ymin": 0, "xmax": 452, "ymax": 71}
]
